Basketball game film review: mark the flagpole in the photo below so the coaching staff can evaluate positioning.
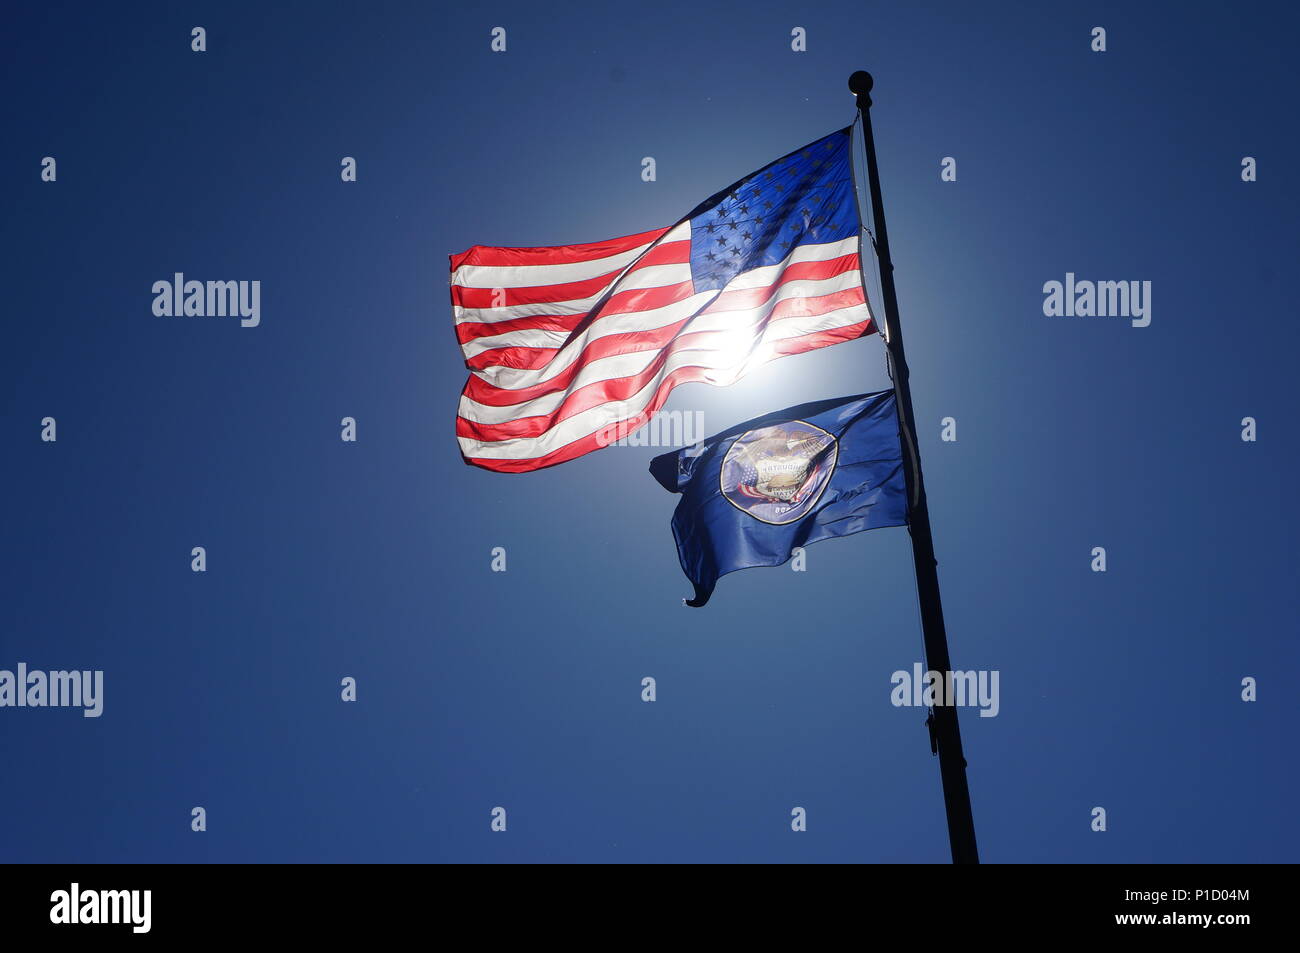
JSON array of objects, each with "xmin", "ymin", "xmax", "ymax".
[{"xmin": 849, "ymin": 70, "xmax": 980, "ymax": 864}]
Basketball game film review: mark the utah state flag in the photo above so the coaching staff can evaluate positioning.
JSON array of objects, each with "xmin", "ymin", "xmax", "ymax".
[{"xmin": 650, "ymin": 391, "xmax": 908, "ymax": 606}]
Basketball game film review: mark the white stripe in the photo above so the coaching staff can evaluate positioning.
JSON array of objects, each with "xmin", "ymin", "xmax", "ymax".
[
  {"xmin": 458, "ymin": 302, "xmax": 870, "ymax": 459},
  {"xmin": 459, "ymin": 276, "xmax": 865, "ymax": 426},
  {"xmin": 589, "ymin": 260, "xmax": 691, "ymax": 295},
  {"xmin": 724, "ymin": 235, "xmax": 860, "ymax": 290},
  {"xmin": 454, "ymin": 293, "xmax": 601, "ymax": 328}
]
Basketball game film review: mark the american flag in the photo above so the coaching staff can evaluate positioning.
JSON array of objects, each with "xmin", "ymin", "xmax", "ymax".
[{"xmin": 450, "ymin": 127, "xmax": 875, "ymax": 472}]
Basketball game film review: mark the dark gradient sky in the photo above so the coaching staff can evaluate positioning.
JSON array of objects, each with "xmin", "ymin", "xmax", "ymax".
[{"xmin": 2, "ymin": 1, "xmax": 1297, "ymax": 863}]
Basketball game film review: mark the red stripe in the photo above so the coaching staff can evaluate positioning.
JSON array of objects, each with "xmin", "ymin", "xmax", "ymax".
[
  {"xmin": 450, "ymin": 240, "xmax": 691, "ymax": 311},
  {"xmin": 452, "ymin": 269, "xmax": 622, "ymax": 310},
  {"xmin": 458, "ymin": 288, "xmax": 869, "ymax": 441},
  {"xmin": 462, "ymin": 320, "xmax": 874, "ymax": 472},
  {"xmin": 456, "ymin": 312, "xmax": 585, "ymax": 346},
  {"xmin": 629, "ymin": 239, "xmax": 691, "ymax": 269},
  {"xmin": 449, "ymin": 226, "xmax": 669, "ymax": 271}
]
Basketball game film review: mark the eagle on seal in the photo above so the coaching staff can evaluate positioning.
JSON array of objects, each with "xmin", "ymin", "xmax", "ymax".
[{"xmin": 733, "ymin": 429, "xmax": 834, "ymax": 504}]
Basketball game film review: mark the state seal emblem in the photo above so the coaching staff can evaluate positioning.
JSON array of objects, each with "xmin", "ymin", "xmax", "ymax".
[{"xmin": 720, "ymin": 420, "xmax": 839, "ymax": 524}]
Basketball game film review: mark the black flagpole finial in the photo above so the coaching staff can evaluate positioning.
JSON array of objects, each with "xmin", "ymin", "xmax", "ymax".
[{"xmin": 848, "ymin": 70, "xmax": 874, "ymax": 105}]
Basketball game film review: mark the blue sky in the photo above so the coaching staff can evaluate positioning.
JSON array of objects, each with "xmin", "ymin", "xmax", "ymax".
[{"xmin": 2, "ymin": 0, "xmax": 1297, "ymax": 862}]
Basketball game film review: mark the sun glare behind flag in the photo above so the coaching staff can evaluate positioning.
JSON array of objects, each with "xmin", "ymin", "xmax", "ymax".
[{"xmin": 451, "ymin": 128, "xmax": 874, "ymax": 472}]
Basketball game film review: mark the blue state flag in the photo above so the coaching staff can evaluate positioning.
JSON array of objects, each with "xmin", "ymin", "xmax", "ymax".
[{"xmin": 649, "ymin": 391, "xmax": 908, "ymax": 606}]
